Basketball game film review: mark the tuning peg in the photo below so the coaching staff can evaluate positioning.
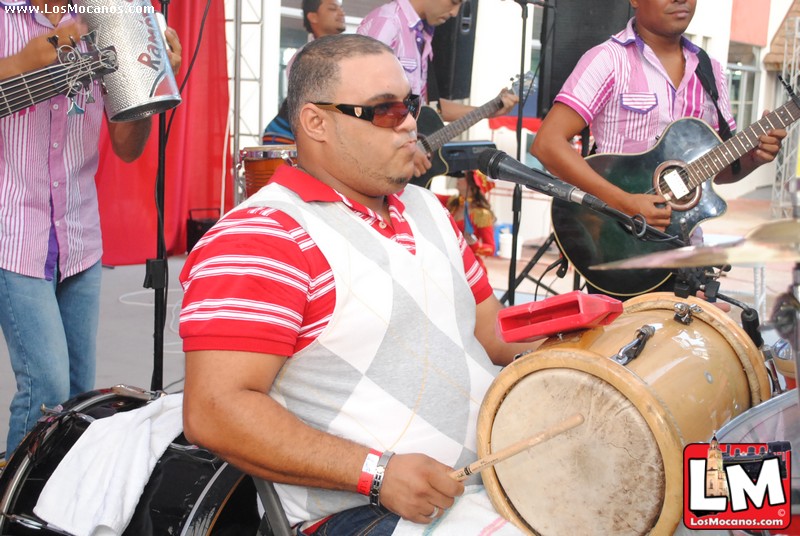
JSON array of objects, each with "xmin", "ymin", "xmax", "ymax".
[
  {"xmin": 69, "ymin": 35, "xmax": 77, "ymax": 48},
  {"xmin": 86, "ymin": 92, "xmax": 96, "ymax": 104},
  {"xmin": 81, "ymin": 31, "xmax": 98, "ymax": 48},
  {"xmin": 47, "ymin": 35, "xmax": 59, "ymax": 50},
  {"xmin": 67, "ymin": 99, "xmax": 85, "ymax": 116}
]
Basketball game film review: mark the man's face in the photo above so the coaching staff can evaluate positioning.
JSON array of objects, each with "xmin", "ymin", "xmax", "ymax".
[
  {"xmin": 318, "ymin": 52, "xmax": 419, "ymax": 200},
  {"xmin": 309, "ymin": 0, "xmax": 346, "ymax": 38},
  {"xmin": 631, "ymin": 0, "xmax": 696, "ymax": 38},
  {"xmin": 422, "ymin": 0, "xmax": 463, "ymax": 27}
]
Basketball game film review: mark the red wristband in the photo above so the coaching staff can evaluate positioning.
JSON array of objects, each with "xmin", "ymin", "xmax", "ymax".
[{"xmin": 357, "ymin": 449, "xmax": 381, "ymax": 496}]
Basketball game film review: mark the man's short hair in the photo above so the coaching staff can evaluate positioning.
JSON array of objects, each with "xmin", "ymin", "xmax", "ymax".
[
  {"xmin": 301, "ymin": 0, "xmax": 322, "ymax": 34},
  {"xmin": 286, "ymin": 34, "xmax": 394, "ymax": 135}
]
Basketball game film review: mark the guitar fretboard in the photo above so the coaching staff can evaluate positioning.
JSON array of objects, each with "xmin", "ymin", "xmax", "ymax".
[
  {"xmin": 0, "ymin": 66, "xmax": 62, "ymax": 119},
  {"xmin": 418, "ymin": 96, "xmax": 503, "ymax": 154},
  {"xmin": 683, "ymin": 99, "xmax": 800, "ymax": 187}
]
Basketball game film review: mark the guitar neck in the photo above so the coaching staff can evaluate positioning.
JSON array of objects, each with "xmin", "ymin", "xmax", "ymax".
[
  {"xmin": 685, "ymin": 99, "xmax": 800, "ymax": 187},
  {"xmin": 0, "ymin": 65, "xmax": 63, "ymax": 119},
  {"xmin": 421, "ymin": 96, "xmax": 503, "ymax": 153}
]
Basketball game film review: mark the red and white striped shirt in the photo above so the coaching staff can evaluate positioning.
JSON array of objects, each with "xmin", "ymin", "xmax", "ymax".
[
  {"xmin": 0, "ymin": 4, "xmax": 105, "ymax": 280},
  {"xmin": 179, "ymin": 165, "xmax": 493, "ymax": 356}
]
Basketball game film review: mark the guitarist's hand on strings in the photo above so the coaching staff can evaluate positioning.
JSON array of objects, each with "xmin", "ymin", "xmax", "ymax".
[
  {"xmin": 412, "ymin": 140, "xmax": 433, "ymax": 178},
  {"xmin": 1, "ymin": 21, "xmax": 88, "ymax": 79},
  {"xmin": 617, "ymin": 191, "xmax": 672, "ymax": 232}
]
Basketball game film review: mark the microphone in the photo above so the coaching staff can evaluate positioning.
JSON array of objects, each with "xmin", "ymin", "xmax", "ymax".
[
  {"xmin": 477, "ymin": 149, "xmax": 608, "ymax": 212},
  {"xmin": 501, "ymin": 0, "xmax": 555, "ymax": 7}
]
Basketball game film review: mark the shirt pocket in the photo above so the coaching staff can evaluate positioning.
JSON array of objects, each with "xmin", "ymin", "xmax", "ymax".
[
  {"xmin": 617, "ymin": 92, "xmax": 659, "ymax": 142},
  {"xmin": 398, "ymin": 56, "xmax": 419, "ymax": 73}
]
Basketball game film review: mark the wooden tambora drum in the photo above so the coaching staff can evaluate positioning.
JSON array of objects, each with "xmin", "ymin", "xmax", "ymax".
[
  {"xmin": 240, "ymin": 145, "xmax": 296, "ymax": 198},
  {"xmin": 478, "ymin": 293, "xmax": 772, "ymax": 536}
]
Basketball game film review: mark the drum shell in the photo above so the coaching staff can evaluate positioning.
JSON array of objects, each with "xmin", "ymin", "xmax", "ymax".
[
  {"xmin": 714, "ymin": 390, "xmax": 800, "ymax": 536},
  {"xmin": 240, "ymin": 145, "xmax": 296, "ymax": 198},
  {"xmin": 0, "ymin": 388, "xmax": 260, "ymax": 535},
  {"xmin": 478, "ymin": 293, "xmax": 771, "ymax": 536},
  {"xmin": 75, "ymin": 0, "xmax": 181, "ymax": 122}
]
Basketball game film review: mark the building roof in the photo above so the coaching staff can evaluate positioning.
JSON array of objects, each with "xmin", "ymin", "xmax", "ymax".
[{"xmin": 764, "ymin": 0, "xmax": 800, "ymax": 71}]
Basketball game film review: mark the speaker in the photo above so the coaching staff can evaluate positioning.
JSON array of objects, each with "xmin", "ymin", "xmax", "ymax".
[
  {"xmin": 537, "ymin": 0, "xmax": 633, "ymax": 117},
  {"xmin": 430, "ymin": 0, "xmax": 479, "ymax": 101}
]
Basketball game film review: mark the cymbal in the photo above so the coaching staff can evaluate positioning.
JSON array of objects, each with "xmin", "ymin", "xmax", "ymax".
[
  {"xmin": 744, "ymin": 219, "xmax": 800, "ymax": 246},
  {"xmin": 591, "ymin": 241, "xmax": 800, "ymax": 270}
]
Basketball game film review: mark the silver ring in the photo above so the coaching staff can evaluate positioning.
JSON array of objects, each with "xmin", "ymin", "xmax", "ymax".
[{"xmin": 429, "ymin": 506, "xmax": 440, "ymax": 518}]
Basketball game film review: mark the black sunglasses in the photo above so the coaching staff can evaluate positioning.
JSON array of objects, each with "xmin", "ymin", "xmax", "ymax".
[{"xmin": 312, "ymin": 94, "xmax": 421, "ymax": 128}]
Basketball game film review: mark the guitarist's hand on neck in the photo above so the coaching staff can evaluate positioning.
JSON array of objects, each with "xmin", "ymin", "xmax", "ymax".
[
  {"xmin": 438, "ymin": 89, "xmax": 518, "ymax": 123},
  {"xmin": 714, "ymin": 111, "xmax": 786, "ymax": 185}
]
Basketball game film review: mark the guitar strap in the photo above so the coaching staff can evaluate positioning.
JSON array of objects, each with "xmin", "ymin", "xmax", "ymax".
[{"xmin": 695, "ymin": 47, "xmax": 741, "ymax": 174}]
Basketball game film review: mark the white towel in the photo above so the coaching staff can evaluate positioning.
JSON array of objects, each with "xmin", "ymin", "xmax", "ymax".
[
  {"xmin": 33, "ymin": 393, "xmax": 184, "ymax": 536},
  {"xmin": 391, "ymin": 485, "xmax": 526, "ymax": 536}
]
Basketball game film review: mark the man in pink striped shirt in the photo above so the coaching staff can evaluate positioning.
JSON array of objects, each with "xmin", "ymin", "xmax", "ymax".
[
  {"xmin": 0, "ymin": 0, "xmax": 181, "ymax": 458},
  {"xmin": 358, "ymin": 0, "xmax": 518, "ymax": 177},
  {"xmin": 531, "ymin": 0, "xmax": 784, "ymax": 230}
]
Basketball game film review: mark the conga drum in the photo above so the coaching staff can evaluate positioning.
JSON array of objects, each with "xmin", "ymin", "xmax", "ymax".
[
  {"xmin": 478, "ymin": 293, "xmax": 772, "ymax": 536},
  {"xmin": 240, "ymin": 145, "xmax": 297, "ymax": 198}
]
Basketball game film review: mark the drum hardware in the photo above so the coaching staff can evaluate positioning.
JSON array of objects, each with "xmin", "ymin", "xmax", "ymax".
[
  {"xmin": 3, "ymin": 513, "xmax": 72, "ymax": 534},
  {"xmin": 450, "ymin": 413, "xmax": 585, "ymax": 482},
  {"xmin": 674, "ymin": 301, "xmax": 703, "ymax": 324},
  {"xmin": 611, "ymin": 325, "xmax": 654, "ymax": 365}
]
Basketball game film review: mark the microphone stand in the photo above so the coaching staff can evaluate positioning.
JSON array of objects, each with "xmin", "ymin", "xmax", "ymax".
[
  {"xmin": 507, "ymin": 0, "xmax": 531, "ymax": 306},
  {"xmin": 143, "ymin": 0, "xmax": 170, "ymax": 392}
]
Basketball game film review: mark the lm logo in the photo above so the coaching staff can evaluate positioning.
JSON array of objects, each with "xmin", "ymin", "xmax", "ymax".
[{"xmin": 683, "ymin": 439, "xmax": 792, "ymax": 531}]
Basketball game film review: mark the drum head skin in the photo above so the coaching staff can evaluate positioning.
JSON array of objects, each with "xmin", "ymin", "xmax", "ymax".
[{"xmin": 480, "ymin": 350, "xmax": 680, "ymax": 536}]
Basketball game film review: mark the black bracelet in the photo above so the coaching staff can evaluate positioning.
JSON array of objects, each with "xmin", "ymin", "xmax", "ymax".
[{"xmin": 369, "ymin": 451, "xmax": 394, "ymax": 507}]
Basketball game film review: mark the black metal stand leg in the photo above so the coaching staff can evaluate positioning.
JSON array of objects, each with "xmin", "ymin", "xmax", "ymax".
[{"xmin": 500, "ymin": 233, "xmax": 560, "ymax": 304}]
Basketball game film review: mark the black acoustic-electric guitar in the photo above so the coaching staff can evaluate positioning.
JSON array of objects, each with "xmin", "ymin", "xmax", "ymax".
[
  {"xmin": 551, "ymin": 99, "xmax": 800, "ymax": 297},
  {"xmin": 413, "ymin": 72, "xmax": 534, "ymax": 186}
]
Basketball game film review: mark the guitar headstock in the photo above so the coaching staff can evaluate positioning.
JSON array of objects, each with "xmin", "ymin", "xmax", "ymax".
[
  {"xmin": 510, "ymin": 70, "xmax": 536, "ymax": 98},
  {"xmin": 56, "ymin": 31, "xmax": 118, "ymax": 115}
]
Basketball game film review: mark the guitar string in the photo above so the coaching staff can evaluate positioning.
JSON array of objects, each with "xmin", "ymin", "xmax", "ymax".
[
  {"xmin": 1, "ymin": 59, "xmax": 109, "ymax": 112},
  {"xmin": 639, "ymin": 104, "xmax": 799, "ymax": 199}
]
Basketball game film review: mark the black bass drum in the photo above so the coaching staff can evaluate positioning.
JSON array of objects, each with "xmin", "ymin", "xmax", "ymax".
[{"xmin": 0, "ymin": 386, "xmax": 262, "ymax": 535}]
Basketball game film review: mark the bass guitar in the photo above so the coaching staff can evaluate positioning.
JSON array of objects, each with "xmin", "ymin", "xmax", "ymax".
[
  {"xmin": 412, "ymin": 72, "xmax": 534, "ymax": 187},
  {"xmin": 551, "ymin": 99, "xmax": 800, "ymax": 297},
  {"xmin": 0, "ymin": 33, "xmax": 117, "ymax": 119}
]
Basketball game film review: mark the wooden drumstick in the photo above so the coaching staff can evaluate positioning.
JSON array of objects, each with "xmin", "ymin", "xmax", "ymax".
[{"xmin": 449, "ymin": 413, "xmax": 585, "ymax": 481}]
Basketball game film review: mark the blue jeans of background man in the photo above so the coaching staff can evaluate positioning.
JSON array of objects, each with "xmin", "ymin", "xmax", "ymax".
[{"xmin": 0, "ymin": 261, "xmax": 101, "ymax": 456}]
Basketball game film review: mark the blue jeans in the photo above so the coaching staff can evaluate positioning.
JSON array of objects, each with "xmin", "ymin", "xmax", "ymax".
[
  {"xmin": 0, "ymin": 262, "xmax": 101, "ymax": 456},
  {"xmin": 300, "ymin": 505, "xmax": 400, "ymax": 536}
]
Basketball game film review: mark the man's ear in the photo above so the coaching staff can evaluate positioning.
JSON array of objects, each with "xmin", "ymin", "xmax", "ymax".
[
  {"xmin": 298, "ymin": 104, "xmax": 328, "ymax": 142},
  {"xmin": 307, "ymin": 12, "xmax": 319, "ymax": 28}
]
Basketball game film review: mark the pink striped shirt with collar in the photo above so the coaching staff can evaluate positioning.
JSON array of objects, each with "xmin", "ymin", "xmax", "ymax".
[
  {"xmin": 555, "ymin": 17, "xmax": 736, "ymax": 155},
  {"xmin": 0, "ymin": 2, "xmax": 105, "ymax": 281},
  {"xmin": 357, "ymin": 0, "xmax": 433, "ymax": 102}
]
